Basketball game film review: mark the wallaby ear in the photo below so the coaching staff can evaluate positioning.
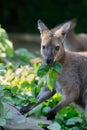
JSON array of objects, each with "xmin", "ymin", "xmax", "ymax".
[
  {"xmin": 70, "ymin": 18, "xmax": 77, "ymax": 29},
  {"xmin": 37, "ymin": 19, "xmax": 48, "ymax": 33},
  {"xmin": 55, "ymin": 22, "xmax": 71, "ymax": 41}
]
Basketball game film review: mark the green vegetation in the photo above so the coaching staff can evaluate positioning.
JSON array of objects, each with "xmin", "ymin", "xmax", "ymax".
[
  {"xmin": 37, "ymin": 61, "xmax": 62, "ymax": 91},
  {"xmin": 0, "ymin": 26, "xmax": 87, "ymax": 130}
]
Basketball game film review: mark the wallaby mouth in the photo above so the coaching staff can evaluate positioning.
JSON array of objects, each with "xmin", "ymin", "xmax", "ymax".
[{"xmin": 46, "ymin": 58, "xmax": 54, "ymax": 65}]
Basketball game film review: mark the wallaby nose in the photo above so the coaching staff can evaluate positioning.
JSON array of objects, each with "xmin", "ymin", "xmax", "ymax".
[{"xmin": 46, "ymin": 58, "xmax": 53, "ymax": 64}]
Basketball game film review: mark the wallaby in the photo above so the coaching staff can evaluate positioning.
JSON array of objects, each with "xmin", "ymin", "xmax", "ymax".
[
  {"xmin": 51, "ymin": 19, "xmax": 78, "ymax": 51},
  {"xmin": 20, "ymin": 20, "xmax": 87, "ymax": 120},
  {"xmin": 64, "ymin": 19, "xmax": 87, "ymax": 52},
  {"xmin": 65, "ymin": 19, "xmax": 87, "ymax": 52},
  {"xmin": 52, "ymin": 19, "xmax": 87, "ymax": 52}
]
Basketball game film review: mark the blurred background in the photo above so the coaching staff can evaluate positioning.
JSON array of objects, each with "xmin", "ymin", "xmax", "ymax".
[{"xmin": 0, "ymin": 0, "xmax": 87, "ymax": 52}]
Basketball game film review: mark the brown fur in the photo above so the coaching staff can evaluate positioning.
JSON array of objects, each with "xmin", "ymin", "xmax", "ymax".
[
  {"xmin": 65, "ymin": 30, "xmax": 87, "ymax": 52},
  {"xmin": 20, "ymin": 20, "xmax": 87, "ymax": 120},
  {"xmin": 52, "ymin": 19, "xmax": 87, "ymax": 52}
]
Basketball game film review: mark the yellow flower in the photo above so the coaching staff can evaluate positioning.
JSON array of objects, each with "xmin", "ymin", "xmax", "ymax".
[{"xmin": 27, "ymin": 74, "xmax": 35, "ymax": 83}]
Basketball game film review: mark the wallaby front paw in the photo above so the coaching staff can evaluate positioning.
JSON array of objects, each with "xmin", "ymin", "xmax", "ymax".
[
  {"xmin": 47, "ymin": 110, "xmax": 56, "ymax": 120},
  {"xmin": 20, "ymin": 106, "xmax": 28, "ymax": 114},
  {"xmin": 20, "ymin": 103, "xmax": 33, "ymax": 114}
]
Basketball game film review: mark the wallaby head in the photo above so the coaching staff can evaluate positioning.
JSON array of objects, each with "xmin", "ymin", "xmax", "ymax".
[{"xmin": 38, "ymin": 20, "xmax": 71, "ymax": 65}]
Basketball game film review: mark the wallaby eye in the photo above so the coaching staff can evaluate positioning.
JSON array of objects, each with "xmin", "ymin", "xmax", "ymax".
[
  {"xmin": 55, "ymin": 45, "xmax": 60, "ymax": 51},
  {"xmin": 42, "ymin": 45, "xmax": 46, "ymax": 49}
]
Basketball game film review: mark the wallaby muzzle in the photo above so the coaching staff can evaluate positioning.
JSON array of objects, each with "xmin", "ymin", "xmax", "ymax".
[{"xmin": 46, "ymin": 57, "xmax": 54, "ymax": 65}]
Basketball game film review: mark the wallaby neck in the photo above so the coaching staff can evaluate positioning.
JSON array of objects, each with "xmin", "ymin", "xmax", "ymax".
[{"xmin": 59, "ymin": 50, "xmax": 66, "ymax": 64}]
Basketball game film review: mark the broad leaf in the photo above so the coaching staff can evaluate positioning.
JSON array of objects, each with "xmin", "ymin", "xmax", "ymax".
[
  {"xmin": 0, "ymin": 102, "xmax": 4, "ymax": 116},
  {"xmin": 4, "ymin": 39, "xmax": 14, "ymax": 58},
  {"xmin": 11, "ymin": 86, "xmax": 18, "ymax": 95},
  {"xmin": 3, "ymin": 96, "xmax": 15, "ymax": 104},
  {"xmin": 47, "ymin": 122, "xmax": 61, "ymax": 130},
  {"xmin": 28, "ymin": 104, "xmax": 42, "ymax": 115},
  {"xmin": 42, "ymin": 106, "xmax": 51, "ymax": 115},
  {"xmin": 0, "ymin": 27, "xmax": 14, "ymax": 58},
  {"xmin": 15, "ymin": 48, "xmax": 35, "ymax": 62},
  {"xmin": 37, "ymin": 64, "xmax": 49, "ymax": 77},
  {"xmin": 0, "ymin": 28, "xmax": 8, "ymax": 39},
  {"xmin": 66, "ymin": 117, "xmax": 83, "ymax": 125},
  {"xmin": 47, "ymin": 69, "xmax": 57, "ymax": 91},
  {"xmin": 0, "ymin": 91, "xmax": 4, "ymax": 98},
  {"xmin": 0, "ymin": 66, "xmax": 6, "ymax": 70},
  {"xmin": 0, "ymin": 85, "xmax": 4, "ymax": 91},
  {"xmin": 72, "ymin": 126, "xmax": 80, "ymax": 130},
  {"xmin": 5, "ymin": 110, "xmax": 12, "ymax": 119},
  {"xmin": 53, "ymin": 61, "xmax": 63, "ymax": 73},
  {"xmin": 16, "ymin": 118, "xmax": 25, "ymax": 124},
  {"xmin": 0, "ymin": 118, "xmax": 6, "ymax": 126}
]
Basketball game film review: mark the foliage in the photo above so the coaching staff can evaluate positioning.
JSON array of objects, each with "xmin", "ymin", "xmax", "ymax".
[
  {"xmin": 0, "ymin": 81, "xmax": 12, "ymax": 126},
  {"xmin": 37, "ymin": 62, "xmax": 62, "ymax": 91},
  {"xmin": 0, "ymin": 26, "xmax": 36, "ymax": 127},
  {"xmin": 15, "ymin": 48, "xmax": 35, "ymax": 62},
  {"xmin": 0, "ymin": 27, "xmax": 15, "ymax": 126},
  {"xmin": 0, "ymin": 26, "xmax": 87, "ymax": 129},
  {"xmin": 0, "ymin": 26, "xmax": 14, "ymax": 58}
]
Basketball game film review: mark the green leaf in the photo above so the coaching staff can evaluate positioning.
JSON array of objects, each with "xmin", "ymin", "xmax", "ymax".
[
  {"xmin": 4, "ymin": 39, "xmax": 14, "ymax": 58},
  {"xmin": 0, "ymin": 28, "xmax": 8, "ymax": 39},
  {"xmin": 5, "ymin": 110, "xmax": 12, "ymax": 119},
  {"xmin": 0, "ymin": 66, "xmax": 6, "ymax": 70},
  {"xmin": 0, "ymin": 118, "xmax": 6, "ymax": 126},
  {"xmin": 55, "ymin": 113, "xmax": 64, "ymax": 124},
  {"xmin": 38, "ymin": 122, "xmax": 48, "ymax": 129},
  {"xmin": 42, "ymin": 106, "xmax": 51, "ymax": 115},
  {"xmin": 47, "ymin": 69, "xmax": 57, "ymax": 91},
  {"xmin": 66, "ymin": 117, "xmax": 83, "ymax": 125},
  {"xmin": 30, "ymin": 98, "xmax": 38, "ymax": 104},
  {"xmin": 15, "ymin": 48, "xmax": 35, "ymax": 62},
  {"xmin": 0, "ymin": 26, "xmax": 14, "ymax": 58},
  {"xmin": 72, "ymin": 126, "xmax": 80, "ymax": 130},
  {"xmin": 0, "ymin": 91, "xmax": 4, "ymax": 98},
  {"xmin": 37, "ymin": 64, "xmax": 49, "ymax": 77},
  {"xmin": 0, "ymin": 102, "xmax": 4, "ymax": 116},
  {"xmin": 16, "ymin": 118, "xmax": 25, "ymax": 124},
  {"xmin": 11, "ymin": 86, "xmax": 18, "ymax": 95},
  {"xmin": 53, "ymin": 61, "xmax": 63, "ymax": 73},
  {"xmin": 59, "ymin": 106, "xmax": 78, "ymax": 119},
  {"xmin": 0, "ymin": 85, "xmax": 4, "ymax": 91},
  {"xmin": 47, "ymin": 122, "xmax": 61, "ymax": 130},
  {"xmin": 38, "ymin": 122, "xmax": 43, "ymax": 127},
  {"xmin": 28, "ymin": 104, "xmax": 42, "ymax": 115},
  {"xmin": 16, "ymin": 95, "xmax": 25, "ymax": 100},
  {"xmin": 3, "ymin": 96, "xmax": 15, "ymax": 104}
]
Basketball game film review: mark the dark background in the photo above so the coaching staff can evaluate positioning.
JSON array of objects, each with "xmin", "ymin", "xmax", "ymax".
[{"xmin": 0, "ymin": 0, "xmax": 87, "ymax": 33}]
